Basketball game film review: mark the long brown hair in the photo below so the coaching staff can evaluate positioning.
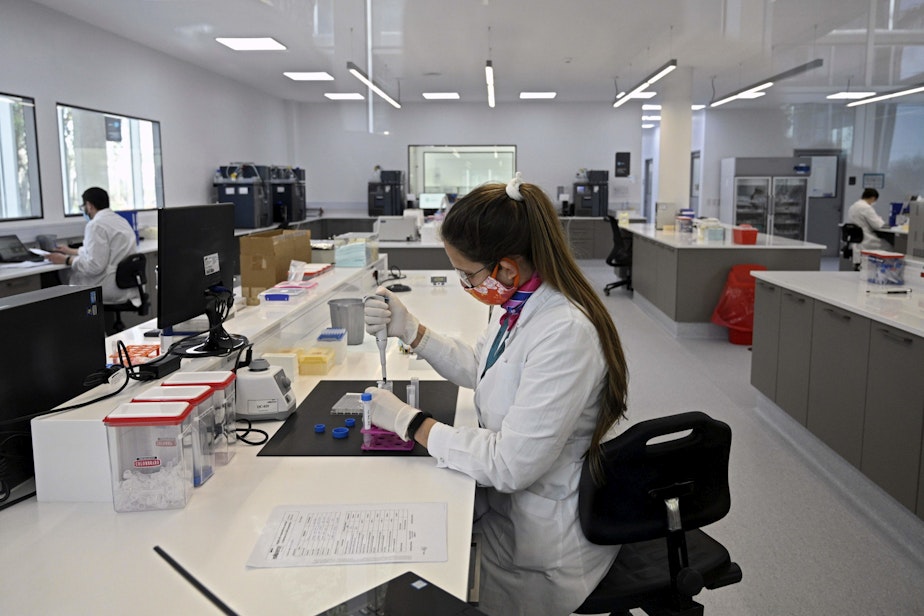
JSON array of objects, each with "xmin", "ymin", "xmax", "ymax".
[{"xmin": 441, "ymin": 181, "xmax": 628, "ymax": 483}]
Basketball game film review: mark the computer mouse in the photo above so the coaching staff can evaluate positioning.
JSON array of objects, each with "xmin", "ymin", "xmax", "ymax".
[{"xmin": 386, "ymin": 283, "xmax": 411, "ymax": 293}]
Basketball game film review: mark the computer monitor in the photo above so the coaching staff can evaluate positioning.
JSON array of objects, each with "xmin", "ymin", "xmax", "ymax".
[
  {"xmin": 157, "ymin": 203, "xmax": 247, "ymax": 357},
  {"xmin": 0, "ymin": 285, "xmax": 106, "ymax": 506},
  {"xmin": 417, "ymin": 193, "xmax": 446, "ymax": 212}
]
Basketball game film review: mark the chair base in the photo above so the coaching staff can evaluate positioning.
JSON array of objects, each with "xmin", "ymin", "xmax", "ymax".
[
  {"xmin": 604, "ymin": 277, "xmax": 632, "ymax": 295},
  {"xmin": 575, "ymin": 530, "xmax": 741, "ymax": 616}
]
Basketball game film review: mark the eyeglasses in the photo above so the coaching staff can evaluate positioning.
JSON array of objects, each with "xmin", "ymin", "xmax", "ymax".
[{"xmin": 455, "ymin": 263, "xmax": 494, "ymax": 289}]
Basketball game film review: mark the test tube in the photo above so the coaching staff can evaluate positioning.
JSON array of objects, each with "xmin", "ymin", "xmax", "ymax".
[
  {"xmin": 377, "ymin": 380, "xmax": 393, "ymax": 393},
  {"xmin": 361, "ymin": 392, "xmax": 372, "ymax": 446},
  {"xmin": 407, "ymin": 377, "xmax": 420, "ymax": 409}
]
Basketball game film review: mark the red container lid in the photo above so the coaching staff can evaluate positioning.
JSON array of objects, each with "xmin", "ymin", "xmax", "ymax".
[
  {"xmin": 103, "ymin": 401, "xmax": 193, "ymax": 426},
  {"xmin": 860, "ymin": 249, "xmax": 904, "ymax": 259},
  {"xmin": 162, "ymin": 370, "xmax": 236, "ymax": 389},
  {"xmin": 132, "ymin": 385, "xmax": 212, "ymax": 406}
]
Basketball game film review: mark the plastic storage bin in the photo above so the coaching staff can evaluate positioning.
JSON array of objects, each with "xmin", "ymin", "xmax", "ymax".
[
  {"xmin": 103, "ymin": 401, "xmax": 194, "ymax": 512},
  {"xmin": 732, "ymin": 225, "xmax": 758, "ymax": 245},
  {"xmin": 132, "ymin": 385, "xmax": 218, "ymax": 486},
  {"xmin": 316, "ymin": 327, "xmax": 348, "ymax": 364},
  {"xmin": 333, "ymin": 232, "xmax": 379, "ymax": 267},
  {"xmin": 860, "ymin": 250, "xmax": 905, "ymax": 288},
  {"xmin": 162, "ymin": 371, "xmax": 238, "ymax": 462}
]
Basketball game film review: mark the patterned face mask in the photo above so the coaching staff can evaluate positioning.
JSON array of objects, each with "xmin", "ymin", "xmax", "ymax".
[{"xmin": 462, "ymin": 260, "xmax": 520, "ymax": 305}]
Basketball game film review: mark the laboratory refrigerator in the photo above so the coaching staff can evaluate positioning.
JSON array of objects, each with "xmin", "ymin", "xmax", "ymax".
[{"xmin": 720, "ymin": 157, "xmax": 811, "ymax": 240}]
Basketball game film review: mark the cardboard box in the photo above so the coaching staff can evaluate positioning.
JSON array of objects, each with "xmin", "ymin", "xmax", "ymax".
[{"xmin": 240, "ymin": 229, "xmax": 311, "ymax": 294}]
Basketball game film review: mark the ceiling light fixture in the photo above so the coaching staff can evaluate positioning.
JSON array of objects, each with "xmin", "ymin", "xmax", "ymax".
[
  {"xmin": 485, "ymin": 60, "xmax": 496, "ymax": 108},
  {"xmin": 845, "ymin": 83, "xmax": 924, "ymax": 107},
  {"xmin": 347, "ymin": 61, "xmax": 401, "ymax": 109},
  {"xmin": 710, "ymin": 58, "xmax": 823, "ymax": 107},
  {"xmin": 642, "ymin": 104, "xmax": 662, "ymax": 110},
  {"xmin": 324, "ymin": 93, "xmax": 364, "ymax": 100},
  {"xmin": 613, "ymin": 59, "xmax": 677, "ymax": 109},
  {"xmin": 641, "ymin": 115, "xmax": 662, "ymax": 121},
  {"xmin": 519, "ymin": 92, "xmax": 557, "ymax": 99},
  {"xmin": 691, "ymin": 104, "xmax": 706, "ymax": 111},
  {"xmin": 422, "ymin": 92, "xmax": 461, "ymax": 100},
  {"xmin": 216, "ymin": 37, "xmax": 286, "ymax": 51},
  {"xmin": 642, "ymin": 123, "xmax": 656, "ymax": 128},
  {"xmin": 284, "ymin": 72, "xmax": 334, "ymax": 81},
  {"xmin": 827, "ymin": 91, "xmax": 876, "ymax": 100}
]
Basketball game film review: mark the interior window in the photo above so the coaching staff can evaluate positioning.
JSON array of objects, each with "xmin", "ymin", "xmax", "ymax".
[
  {"xmin": 0, "ymin": 93, "xmax": 41, "ymax": 221},
  {"xmin": 408, "ymin": 145, "xmax": 516, "ymax": 198},
  {"xmin": 57, "ymin": 104, "xmax": 164, "ymax": 214}
]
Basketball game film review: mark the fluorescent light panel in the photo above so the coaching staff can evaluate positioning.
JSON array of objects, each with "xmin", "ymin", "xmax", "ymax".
[
  {"xmin": 485, "ymin": 60, "xmax": 496, "ymax": 108},
  {"xmin": 845, "ymin": 83, "xmax": 924, "ymax": 107},
  {"xmin": 613, "ymin": 59, "xmax": 677, "ymax": 108},
  {"xmin": 710, "ymin": 59, "xmax": 823, "ymax": 108},
  {"xmin": 324, "ymin": 93, "xmax": 364, "ymax": 100},
  {"xmin": 216, "ymin": 37, "xmax": 286, "ymax": 51},
  {"xmin": 826, "ymin": 91, "xmax": 876, "ymax": 100},
  {"xmin": 642, "ymin": 123, "xmax": 656, "ymax": 128},
  {"xmin": 641, "ymin": 115, "xmax": 661, "ymax": 121},
  {"xmin": 519, "ymin": 92, "xmax": 557, "ymax": 99},
  {"xmin": 346, "ymin": 61, "xmax": 401, "ymax": 109},
  {"xmin": 642, "ymin": 104, "xmax": 662, "ymax": 110},
  {"xmin": 284, "ymin": 71, "xmax": 334, "ymax": 81},
  {"xmin": 422, "ymin": 92, "xmax": 460, "ymax": 100},
  {"xmin": 691, "ymin": 104, "xmax": 706, "ymax": 110}
]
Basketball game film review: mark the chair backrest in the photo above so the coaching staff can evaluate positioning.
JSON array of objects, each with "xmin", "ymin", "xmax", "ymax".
[
  {"xmin": 841, "ymin": 223, "xmax": 863, "ymax": 244},
  {"xmin": 605, "ymin": 215, "xmax": 632, "ymax": 267},
  {"xmin": 115, "ymin": 253, "xmax": 147, "ymax": 289},
  {"xmin": 579, "ymin": 411, "xmax": 732, "ymax": 545}
]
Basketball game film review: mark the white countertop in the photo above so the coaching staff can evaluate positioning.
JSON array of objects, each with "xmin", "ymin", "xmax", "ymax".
[
  {"xmin": 753, "ymin": 268, "xmax": 924, "ymax": 337},
  {"xmin": 3, "ymin": 267, "xmax": 485, "ymax": 615},
  {"xmin": 626, "ymin": 223, "xmax": 827, "ymax": 250}
]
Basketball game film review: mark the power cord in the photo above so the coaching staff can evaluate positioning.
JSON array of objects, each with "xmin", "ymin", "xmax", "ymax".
[
  {"xmin": 234, "ymin": 419, "xmax": 268, "ymax": 446},
  {"xmin": 383, "ymin": 265, "xmax": 407, "ymax": 282}
]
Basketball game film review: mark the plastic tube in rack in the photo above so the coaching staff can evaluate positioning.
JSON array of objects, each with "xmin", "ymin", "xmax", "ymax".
[{"xmin": 361, "ymin": 392, "xmax": 372, "ymax": 446}]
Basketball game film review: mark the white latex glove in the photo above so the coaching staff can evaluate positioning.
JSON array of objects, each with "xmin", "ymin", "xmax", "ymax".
[
  {"xmin": 364, "ymin": 386, "xmax": 419, "ymax": 441},
  {"xmin": 364, "ymin": 286, "xmax": 420, "ymax": 344}
]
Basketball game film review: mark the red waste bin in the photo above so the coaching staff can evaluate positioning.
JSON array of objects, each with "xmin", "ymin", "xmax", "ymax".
[{"xmin": 711, "ymin": 264, "xmax": 767, "ymax": 345}]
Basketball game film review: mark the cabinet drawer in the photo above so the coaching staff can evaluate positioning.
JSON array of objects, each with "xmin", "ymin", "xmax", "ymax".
[
  {"xmin": 775, "ymin": 290, "xmax": 814, "ymax": 425},
  {"xmin": 0, "ymin": 275, "xmax": 42, "ymax": 298}
]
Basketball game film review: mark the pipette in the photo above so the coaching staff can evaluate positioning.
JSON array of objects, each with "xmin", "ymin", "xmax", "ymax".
[{"xmin": 376, "ymin": 327, "xmax": 388, "ymax": 383}]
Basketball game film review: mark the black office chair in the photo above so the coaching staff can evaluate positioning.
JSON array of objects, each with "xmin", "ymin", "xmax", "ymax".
[
  {"xmin": 840, "ymin": 223, "xmax": 864, "ymax": 271},
  {"xmin": 104, "ymin": 253, "xmax": 150, "ymax": 334},
  {"xmin": 604, "ymin": 215, "xmax": 632, "ymax": 295},
  {"xmin": 575, "ymin": 411, "xmax": 742, "ymax": 616}
]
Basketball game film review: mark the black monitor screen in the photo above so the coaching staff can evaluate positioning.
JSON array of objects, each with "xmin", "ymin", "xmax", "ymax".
[{"xmin": 157, "ymin": 203, "xmax": 237, "ymax": 329}]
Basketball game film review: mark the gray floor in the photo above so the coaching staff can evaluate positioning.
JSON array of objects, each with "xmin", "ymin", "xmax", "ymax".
[{"xmin": 575, "ymin": 261, "xmax": 924, "ymax": 616}]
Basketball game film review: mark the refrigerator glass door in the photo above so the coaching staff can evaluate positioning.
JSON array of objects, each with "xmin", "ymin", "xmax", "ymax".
[
  {"xmin": 735, "ymin": 177, "xmax": 771, "ymax": 232},
  {"xmin": 772, "ymin": 177, "xmax": 808, "ymax": 239}
]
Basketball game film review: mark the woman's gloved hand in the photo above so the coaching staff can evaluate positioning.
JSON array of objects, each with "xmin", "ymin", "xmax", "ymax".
[
  {"xmin": 364, "ymin": 286, "xmax": 420, "ymax": 344},
  {"xmin": 364, "ymin": 386, "xmax": 418, "ymax": 441}
]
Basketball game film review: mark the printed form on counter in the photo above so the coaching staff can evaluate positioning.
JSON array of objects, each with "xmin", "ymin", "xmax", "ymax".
[{"xmin": 246, "ymin": 502, "xmax": 448, "ymax": 568}]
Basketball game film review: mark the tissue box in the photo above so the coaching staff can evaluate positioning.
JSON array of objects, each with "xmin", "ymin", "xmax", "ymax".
[{"xmin": 334, "ymin": 232, "xmax": 379, "ymax": 267}]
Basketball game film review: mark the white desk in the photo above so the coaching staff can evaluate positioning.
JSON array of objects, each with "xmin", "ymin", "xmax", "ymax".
[{"xmin": 0, "ymin": 267, "xmax": 483, "ymax": 615}]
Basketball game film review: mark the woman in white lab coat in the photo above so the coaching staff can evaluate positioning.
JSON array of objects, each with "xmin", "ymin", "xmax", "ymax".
[{"xmin": 363, "ymin": 174, "xmax": 629, "ymax": 616}]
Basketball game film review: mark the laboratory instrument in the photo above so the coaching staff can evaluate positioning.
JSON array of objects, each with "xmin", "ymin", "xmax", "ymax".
[{"xmin": 236, "ymin": 358, "xmax": 296, "ymax": 421}]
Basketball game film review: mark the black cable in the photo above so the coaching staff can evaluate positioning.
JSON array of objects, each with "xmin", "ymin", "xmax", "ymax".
[
  {"xmin": 153, "ymin": 546, "xmax": 239, "ymax": 616},
  {"xmin": 384, "ymin": 265, "xmax": 406, "ymax": 281},
  {"xmin": 234, "ymin": 418, "xmax": 269, "ymax": 446}
]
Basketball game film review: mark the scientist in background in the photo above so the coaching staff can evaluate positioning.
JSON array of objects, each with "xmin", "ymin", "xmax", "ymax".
[
  {"xmin": 47, "ymin": 187, "xmax": 137, "ymax": 304},
  {"xmin": 848, "ymin": 188, "xmax": 893, "ymax": 251}
]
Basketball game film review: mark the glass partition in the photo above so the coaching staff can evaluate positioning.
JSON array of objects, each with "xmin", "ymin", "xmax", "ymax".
[
  {"xmin": 408, "ymin": 145, "xmax": 516, "ymax": 198},
  {"xmin": 57, "ymin": 104, "xmax": 163, "ymax": 215},
  {"xmin": 0, "ymin": 93, "xmax": 42, "ymax": 221}
]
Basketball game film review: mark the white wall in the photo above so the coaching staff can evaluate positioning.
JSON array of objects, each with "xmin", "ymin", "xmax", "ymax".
[
  {"xmin": 0, "ymin": 0, "xmax": 293, "ymax": 240},
  {"xmin": 296, "ymin": 101, "xmax": 644, "ymax": 211}
]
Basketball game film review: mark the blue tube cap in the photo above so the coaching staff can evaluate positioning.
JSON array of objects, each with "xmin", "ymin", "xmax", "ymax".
[
  {"xmin": 332, "ymin": 427, "xmax": 350, "ymax": 439},
  {"xmin": 344, "ymin": 417, "xmax": 356, "ymax": 428},
  {"xmin": 361, "ymin": 392, "xmax": 372, "ymax": 402},
  {"xmin": 314, "ymin": 423, "xmax": 326, "ymax": 433}
]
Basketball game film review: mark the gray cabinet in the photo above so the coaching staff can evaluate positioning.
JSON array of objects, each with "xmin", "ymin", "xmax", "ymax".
[
  {"xmin": 806, "ymin": 301, "xmax": 870, "ymax": 467},
  {"xmin": 750, "ymin": 280, "xmax": 781, "ymax": 399},
  {"xmin": 630, "ymin": 236, "xmax": 677, "ymax": 318},
  {"xmin": 562, "ymin": 218, "xmax": 612, "ymax": 259},
  {"xmin": 861, "ymin": 326, "xmax": 924, "ymax": 510},
  {"xmin": 775, "ymin": 290, "xmax": 814, "ymax": 425},
  {"xmin": 0, "ymin": 274, "xmax": 41, "ymax": 298}
]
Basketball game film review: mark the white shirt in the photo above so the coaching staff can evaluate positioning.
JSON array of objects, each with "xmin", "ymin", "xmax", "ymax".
[
  {"xmin": 847, "ymin": 198, "xmax": 890, "ymax": 251},
  {"xmin": 68, "ymin": 208, "xmax": 138, "ymax": 304},
  {"xmin": 416, "ymin": 284, "xmax": 619, "ymax": 616}
]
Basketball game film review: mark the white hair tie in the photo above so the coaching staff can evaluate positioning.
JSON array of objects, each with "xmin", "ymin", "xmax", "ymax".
[{"xmin": 506, "ymin": 172, "xmax": 524, "ymax": 201}]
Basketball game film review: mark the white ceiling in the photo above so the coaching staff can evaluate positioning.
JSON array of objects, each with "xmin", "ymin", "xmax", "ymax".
[{"xmin": 29, "ymin": 0, "xmax": 924, "ymax": 108}]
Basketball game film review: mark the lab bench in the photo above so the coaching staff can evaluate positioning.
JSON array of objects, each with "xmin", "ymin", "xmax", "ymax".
[
  {"xmin": 751, "ymin": 269, "xmax": 924, "ymax": 519},
  {"xmin": 0, "ymin": 263, "xmax": 483, "ymax": 615}
]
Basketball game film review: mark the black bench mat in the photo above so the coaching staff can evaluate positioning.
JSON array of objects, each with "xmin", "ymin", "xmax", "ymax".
[{"xmin": 257, "ymin": 380, "xmax": 459, "ymax": 457}]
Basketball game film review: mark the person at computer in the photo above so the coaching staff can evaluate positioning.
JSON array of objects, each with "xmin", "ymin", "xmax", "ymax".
[
  {"xmin": 46, "ymin": 187, "xmax": 137, "ymax": 304},
  {"xmin": 847, "ymin": 188, "xmax": 893, "ymax": 251},
  {"xmin": 363, "ymin": 173, "xmax": 628, "ymax": 616}
]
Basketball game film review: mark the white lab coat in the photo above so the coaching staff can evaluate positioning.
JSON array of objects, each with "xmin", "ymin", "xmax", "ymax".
[
  {"xmin": 847, "ymin": 198, "xmax": 891, "ymax": 251},
  {"xmin": 66, "ymin": 208, "xmax": 137, "ymax": 304},
  {"xmin": 419, "ymin": 283, "xmax": 619, "ymax": 616}
]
